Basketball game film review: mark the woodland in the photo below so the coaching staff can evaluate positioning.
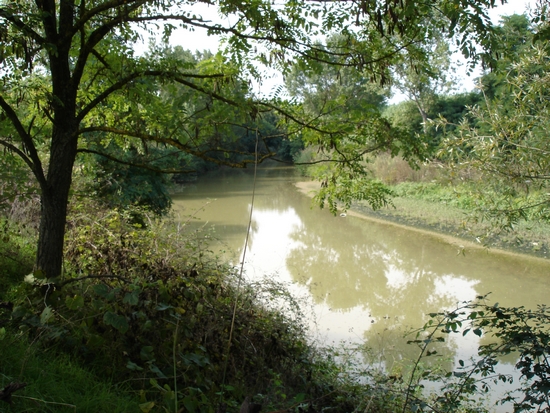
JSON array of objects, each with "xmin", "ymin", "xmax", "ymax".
[{"xmin": 1, "ymin": 0, "xmax": 550, "ymax": 412}]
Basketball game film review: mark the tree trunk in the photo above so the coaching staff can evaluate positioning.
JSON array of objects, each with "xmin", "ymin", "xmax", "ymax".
[{"xmin": 35, "ymin": 123, "xmax": 79, "ymax": 279}]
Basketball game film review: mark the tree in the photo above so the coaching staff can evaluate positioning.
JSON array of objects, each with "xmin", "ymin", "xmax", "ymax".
[
  {"xmin": 0, "ymin": 0, "xmax": 502, "ymax": 278},
  {"xmin": 391, "ymin": 17, "xmax": 456, "ymax": 132},
  {"xmin": 438, "ymin": 44, "xmax": 550, "ymax": 229},
  {"xmin": 479, "ymin": 14, "xmax": 534, "ymax": 101}
]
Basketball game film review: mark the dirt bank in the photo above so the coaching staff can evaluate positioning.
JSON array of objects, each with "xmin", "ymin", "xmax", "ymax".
[{"xmin": 295, "ymin": 181, "xmax": 550, "ymax": 263}]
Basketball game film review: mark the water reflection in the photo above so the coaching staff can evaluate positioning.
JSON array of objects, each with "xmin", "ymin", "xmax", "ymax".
[{"xmin": 172, "ymin": 165, "xmax": 550, "ymax": 375}]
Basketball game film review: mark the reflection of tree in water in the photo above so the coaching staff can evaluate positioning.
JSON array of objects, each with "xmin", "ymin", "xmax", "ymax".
[
  {"xmin": 175, "ymin": 167, "xmax": 550, "ymax": 373},
  {"xmin": 284, "ymin": 200, "xmax": 479, "ymax": 370}
]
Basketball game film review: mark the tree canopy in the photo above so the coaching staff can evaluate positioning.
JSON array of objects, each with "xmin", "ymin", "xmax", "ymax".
[
  {"xmin": 432, "ymin": 7, "xmax": 550, "ymax": 231},
  {"xmin": 0, "ymin": 0, "xmax": 503, "ymax": 278}
]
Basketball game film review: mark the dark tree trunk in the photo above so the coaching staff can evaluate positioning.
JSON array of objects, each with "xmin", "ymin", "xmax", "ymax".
[
  {"xmin": 32, "ymin": 4, "xmax": 81, "ymax": 279},
  {"xmin": 36, "ymin": 124, "xmax": 79, "ymax": 279}
]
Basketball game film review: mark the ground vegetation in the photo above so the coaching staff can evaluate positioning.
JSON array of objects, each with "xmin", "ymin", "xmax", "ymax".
[{"xmin": 2, "ymin": 1, "xmax": 550, "ymax": 412}]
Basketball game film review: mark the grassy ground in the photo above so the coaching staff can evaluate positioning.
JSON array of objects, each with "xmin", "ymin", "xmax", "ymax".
[
  {"xmin": 0, "ymin": 330, "xmax": 140, "ymax": 412},
  {"xmin": 353, "ymin": 195, "xmax": 550, "ymax": 259},
  {"xmin": 358, "ymin": 154, "xmax": 550, "ymax": 259},
  {"xmin": 299, "ymin": 153, "xmax": 550, "ymax": 259}
]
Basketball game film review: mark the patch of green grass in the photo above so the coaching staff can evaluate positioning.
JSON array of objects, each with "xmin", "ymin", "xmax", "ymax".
[
  {"xmin": 355, "ymin": 181, "xmax": 550, "ymax": 258},
  {"xmin": 0, "ymin": 329, "xmax": 140, "ymax": 412},
  {"xmin": 0, "ymin": 218, "xmax": 36, "ymax": 296}
]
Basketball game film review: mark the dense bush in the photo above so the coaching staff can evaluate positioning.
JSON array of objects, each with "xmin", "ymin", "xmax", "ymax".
[
  {"xmin": 5, "ymin": 207, "xmax": 379, "ymax": 412},
  {"xmin": 0, "ymin": 219, "xmax": 36, "ymax": 294}
]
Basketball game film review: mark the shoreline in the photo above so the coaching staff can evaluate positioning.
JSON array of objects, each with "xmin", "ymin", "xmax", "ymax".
[{"xmin": 294, "ymin": 180, "xmax": 550, "ymax": 264}]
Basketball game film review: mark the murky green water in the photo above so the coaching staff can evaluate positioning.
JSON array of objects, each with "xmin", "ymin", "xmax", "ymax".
[{"xmin": 172, "ymin": 164, "xmax": 550, "ymax": 406}]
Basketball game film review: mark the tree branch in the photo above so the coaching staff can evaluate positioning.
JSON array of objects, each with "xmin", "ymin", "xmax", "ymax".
[
  {"xmin": 76, "ymin": 148, "xmax": 197, "ymax": 174},
  {"xmin": 77, "ymin": 70, "xmax": 233, "ymax": 122},
  {"xmin": 0, "ymin": 138, "xmax": 33, "ymax": 170},
  {"xmin": 0, "ymin": 6, "xmax": 45, "ymax": 45},
  {"xmin": 78, "ymin": 126, "xmax": 275, "ymax": 167},
  {"xmin": 0, "ymin": 96, "xmax": 46, "ymax": 187}
]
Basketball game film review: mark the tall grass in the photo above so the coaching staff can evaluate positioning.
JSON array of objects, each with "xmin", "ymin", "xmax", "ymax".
[{"xmin": 0, "ymin": 330, "xmax": 139, "ymax": 412}]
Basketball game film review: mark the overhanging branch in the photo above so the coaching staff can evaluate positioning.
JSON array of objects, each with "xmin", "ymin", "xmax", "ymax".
[
  {"xmin": 78, "ymin": 126, "xmax": 276, "ymax": 167},
  {"xmin": 0, "ymin": 96, "xmax": 46, "ymax": 187}
]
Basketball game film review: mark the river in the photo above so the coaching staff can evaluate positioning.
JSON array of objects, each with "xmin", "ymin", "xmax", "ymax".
[{"xmin": 172, "ymin": 164, "xmax": 550, "ymax": 407}]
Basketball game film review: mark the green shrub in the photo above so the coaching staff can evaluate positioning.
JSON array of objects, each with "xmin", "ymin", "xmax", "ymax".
[
  {"xmin": 8, "ymin": 208, "xmax": 356, "ymax": 412},
  {"xmin": 0, "ymin": 218, "xmax": 35, "ymax": 296}
]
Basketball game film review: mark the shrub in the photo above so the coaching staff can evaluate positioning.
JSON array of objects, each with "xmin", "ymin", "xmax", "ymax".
[{"xmin": 7, "ymin": 207, "xmax": 353, "ymax": 412}]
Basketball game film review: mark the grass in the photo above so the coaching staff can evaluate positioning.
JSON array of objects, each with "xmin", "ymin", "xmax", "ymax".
[
  {"xmin": 352, "ymin": 180, "xmax": 550, "ymax": 258},
  {"xmin": 0, "ymin": 329, "xmax": 140, "ymax": 412}
]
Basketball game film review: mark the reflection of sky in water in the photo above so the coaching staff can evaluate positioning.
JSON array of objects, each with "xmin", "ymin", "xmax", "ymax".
[
  {"xmin": 432, "ymin": 275, "xmax": 479, "ymax": 305},
  {"xmin": 239, "ymin": 207, "xmax": 304, "ymax": 280},
  {"xmin": 239, "ymin": 206, "xmax": 485, "ymax": 357}
]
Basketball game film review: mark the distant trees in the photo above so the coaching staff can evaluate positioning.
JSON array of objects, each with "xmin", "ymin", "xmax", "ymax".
[{"xmin": 436, "ymin": 11, "xmax": 550, "ymax": 229}]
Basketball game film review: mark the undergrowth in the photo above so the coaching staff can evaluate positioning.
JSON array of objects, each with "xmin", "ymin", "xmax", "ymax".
[
  {"xmin": 2, "ymin": 200, "xmax": 548, "ymax": 412},
  {"xmin": 1, "ymin": 206, "xmax": 402, "ymax": 412},
  {"xmin": 0, "ymin": 330, "xmax": 139, "ymax": 412}
]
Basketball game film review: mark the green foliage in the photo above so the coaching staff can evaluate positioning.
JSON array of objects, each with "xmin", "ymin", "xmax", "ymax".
[
  {"xmin": 437, "ymin": 44, "xmax": 550, "ymax": 230},
  {"xmin": 406, "ymin": 296, "xmax": 550, "ymax": 413},
  {"xmin": 479, "ymin": 14, "xmax": 534, "ymax": 102},
  {"xmin": 81, "ymin": 143, "xmax": 183, "ymax": 216},
  {"xmin": 0, "ymin": 330, "xmax": 139, "ymax": 412},
  {"xmin": 392, "ymin": 182, "xmax": 478, "ymax": 210},
  {"xmin": 7, "ymin": 206, "xmax": 363, "ymax": 412},
  {"xmin": 384, "ymin": 92, "xmax": 482, "ymax": 153},
  {"xmin": 0, "ymin": 218, "xmax": 35, "ymax": 294}
]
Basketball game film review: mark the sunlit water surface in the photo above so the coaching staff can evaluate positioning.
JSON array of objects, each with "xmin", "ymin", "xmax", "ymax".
[{"xmin": 172, "ymin": 165, "xmax": 550, "ymax": 410}]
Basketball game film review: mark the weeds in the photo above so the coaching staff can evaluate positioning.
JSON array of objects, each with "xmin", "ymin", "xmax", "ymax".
[
  {"xmin": 5, "ymin": 206, "xmax": 391, "ymax": 412},
  {"xmin": 0, "ymin": 330, "xmax": 139, "ymax": 412}
]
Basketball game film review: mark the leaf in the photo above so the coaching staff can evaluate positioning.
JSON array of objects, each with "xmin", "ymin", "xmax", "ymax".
[
  {"xmin": 103, "ymin": 311, "xmax": 129, "ymax": 333},
  {"xmin": 123, "ymin": 291, "xmax": 139, "ymax": 306},
  {"xmin": 156, "ymin": 303, "xmax": 173, "ymax": 311},
  {"xmin": 127, "ymin": 361, "xmax": 144, "ymax": 371},
  {"xmin": 182, "ymin": 396, "xmax": 198, "ymax": 413},
  {"xmin": 65, "ymin": 294, "xmax": 84, "ymax": 310},
  {"xmin": 93, "ymin": 284, "xmax": 109, "ymax": 297},
  {"xmin": 140, "ymin": 346, "xmax": 155, "ymax": 361},
  {"xmin": 473, "ymin": 328, "xmax": 482, "ymax": 337},
  {"xmin": 40, "ymin": 306, "xmax": 54, "ymax": 324},
  {"xmin": 139, "ymin": 401, "xmax": 155, "ymax": 413},
  {"xmin": 105, "ymin": 287, "xmax": 121, "ymax": 301},
  {"xmin": 149, "ymin": 363, "xmax": 167, "ymax": 379}
]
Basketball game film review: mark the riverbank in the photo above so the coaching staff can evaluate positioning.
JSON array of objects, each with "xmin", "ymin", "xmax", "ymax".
[{"xmin": 295, "ymin": 181, "xmax": 550, "ymax": 261}]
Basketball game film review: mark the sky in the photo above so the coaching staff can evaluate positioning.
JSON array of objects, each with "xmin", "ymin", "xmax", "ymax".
[
  {"xmin": 453, "ymin": 0, "xmax": 535, "ymax": 95},
  {"xmin": 136, "ymin": 0, "xmax": 535, "ymax": 100}
]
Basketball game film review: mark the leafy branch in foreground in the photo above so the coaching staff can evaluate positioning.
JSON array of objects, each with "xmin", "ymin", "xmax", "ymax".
[
  {"xmin": 436, "ymin": 43, "xmax": 550, "ymax": 232},
  {"xmin": 405, "ymin": 295, "xmax": 550, "ymax": 413}
]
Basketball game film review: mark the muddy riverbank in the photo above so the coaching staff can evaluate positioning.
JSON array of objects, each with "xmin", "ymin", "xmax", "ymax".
[{"xmin": 295, "ymin": 181, "xmax": 550, "ymax": 262}]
